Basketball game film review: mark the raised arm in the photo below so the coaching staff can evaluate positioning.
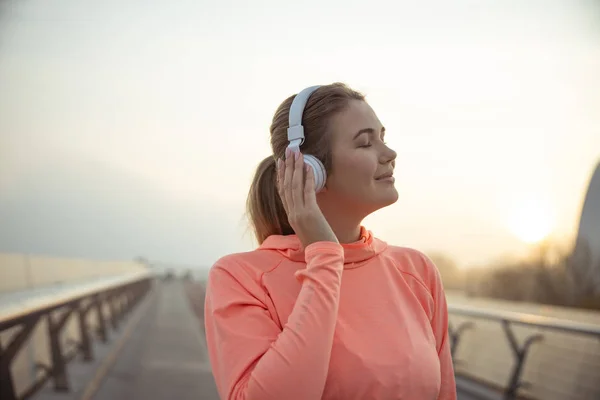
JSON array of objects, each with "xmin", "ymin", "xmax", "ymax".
[
  {"xmin": 424, "ymin": 255, "xmax": 457, "ymax": 400},
  {"xmin": 204, "ymin": 242, "xmax": 344, "ymax": 400}
]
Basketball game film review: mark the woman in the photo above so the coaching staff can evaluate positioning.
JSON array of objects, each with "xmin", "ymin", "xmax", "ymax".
[{"xmin": 204, "ymin": 83, "xmax": 457, "ymax": 400}]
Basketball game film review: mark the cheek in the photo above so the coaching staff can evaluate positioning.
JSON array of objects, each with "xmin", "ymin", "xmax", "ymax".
[{"xmin": 331, "ymin": 153, "xmax": 377, "ymax": 185}]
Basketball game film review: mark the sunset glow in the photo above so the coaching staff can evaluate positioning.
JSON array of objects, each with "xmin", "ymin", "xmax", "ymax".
[{"xmin": 507, "ymin": 198, "xmax": 555, "ymax": 244}]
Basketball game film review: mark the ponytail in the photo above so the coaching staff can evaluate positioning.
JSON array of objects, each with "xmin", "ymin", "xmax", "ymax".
[{"xmin": 246, "ymin": 156, "xmax": 293, "ymax": 244}]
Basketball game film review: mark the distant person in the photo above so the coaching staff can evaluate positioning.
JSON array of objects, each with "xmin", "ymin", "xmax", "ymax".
[{"xmin": 203, "ymin": 83, "xmax": 457, "ymax": 399}]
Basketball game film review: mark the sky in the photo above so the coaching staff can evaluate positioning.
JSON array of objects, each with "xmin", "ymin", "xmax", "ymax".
[{"xmin": 1, "ymin": 0, "xmax": 599, "ymax": 269}]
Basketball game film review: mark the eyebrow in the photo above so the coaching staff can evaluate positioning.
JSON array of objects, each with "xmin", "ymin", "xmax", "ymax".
[{"xmin": 353, "ymin": 126, "xmax": 386, "ymax": 140}]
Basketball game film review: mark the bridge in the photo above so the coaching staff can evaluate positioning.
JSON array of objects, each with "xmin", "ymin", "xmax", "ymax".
[{"xmin": 1, "ymin": 259, "xmax": 599, "ymax": 400}]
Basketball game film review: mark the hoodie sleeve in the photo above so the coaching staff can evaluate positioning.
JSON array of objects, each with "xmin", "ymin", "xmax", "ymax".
[
  {"xmin": 423, "ymin": 255, "xmax": 457, "ymax": 400},
  {"xmin": 204, "ymin": 242, "xmax": 344, "ymax": 400}
]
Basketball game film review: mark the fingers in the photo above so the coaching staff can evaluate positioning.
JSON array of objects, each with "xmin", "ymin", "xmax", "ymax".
[
  {"xmin": 291, "ymin": 151, "xmax": 305, "ymax": 208},
  {"xmin": 304, "ymin": 163, "xmax": 317, "ymax": 206},
  {"xmin": 278, "ymin": 148, "xmax": 313, "ymax": 221}
]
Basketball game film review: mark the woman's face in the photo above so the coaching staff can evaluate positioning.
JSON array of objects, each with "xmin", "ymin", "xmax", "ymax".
[{"xmin": 323, "ymin": 99, "xmax": 398, "ymax": 216}]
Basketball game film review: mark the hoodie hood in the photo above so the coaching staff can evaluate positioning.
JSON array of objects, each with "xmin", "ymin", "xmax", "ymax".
[{"xmin": 259, "ymin": 226, "xmax": 388, "ymax": 269}]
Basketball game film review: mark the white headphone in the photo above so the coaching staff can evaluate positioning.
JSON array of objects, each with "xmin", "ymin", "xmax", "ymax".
[{"xmin": 287, "ymin": 85, "xmax": 327, "ymax": 192}]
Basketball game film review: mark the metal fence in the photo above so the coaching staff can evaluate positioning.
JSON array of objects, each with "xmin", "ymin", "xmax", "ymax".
[
  {"xmin": 0, "ymin": 271, "xmax": 154, "ymax": 400},
  {"xmin": 449, "ymin": 303, "xmax": 600, "ymax": 400}
]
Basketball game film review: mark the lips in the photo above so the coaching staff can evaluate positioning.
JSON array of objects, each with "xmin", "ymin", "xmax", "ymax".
[{"xmin": 375, "ymin": 171, "xmax": 394, "ymax": 180}]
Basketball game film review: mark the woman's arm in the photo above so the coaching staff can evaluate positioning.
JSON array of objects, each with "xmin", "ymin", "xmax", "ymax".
[
  {"xmin": 424, "ymin": 256, "xmax": 457, "ymax": 400},
  {"xmin": 204, "ymin": 242, "xmax": 344, "ymax": 400}
]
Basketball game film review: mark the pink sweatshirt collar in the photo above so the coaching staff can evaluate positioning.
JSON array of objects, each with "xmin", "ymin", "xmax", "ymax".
[{"xmin": 259, "ymin": 226, "xmax": 388, "ymax": 268}]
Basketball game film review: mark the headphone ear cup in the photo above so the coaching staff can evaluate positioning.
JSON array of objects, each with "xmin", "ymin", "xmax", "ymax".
[{"xmin": 303, "ymin": 155, "xmax": 327, "ymax": 193}]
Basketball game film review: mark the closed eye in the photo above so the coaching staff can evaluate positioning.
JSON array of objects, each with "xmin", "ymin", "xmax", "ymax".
[{"xmin": 354, "ymin": 126, "xmax": 385, "ymax": 148}]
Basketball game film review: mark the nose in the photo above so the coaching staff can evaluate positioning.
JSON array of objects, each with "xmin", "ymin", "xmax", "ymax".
[{"xmin": 379, "ymin": 143, "xmax": 397, "ymax": 166}]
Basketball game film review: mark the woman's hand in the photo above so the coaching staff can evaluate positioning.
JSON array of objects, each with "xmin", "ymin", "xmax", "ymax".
[{"xmin": 277, "ymin": 148, "xmax": 338, "ymax": 247}]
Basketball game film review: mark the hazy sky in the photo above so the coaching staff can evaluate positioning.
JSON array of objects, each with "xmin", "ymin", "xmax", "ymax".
[{"xmin": 1, "ymin": 0, "xmax": 599, "ymax": 269}]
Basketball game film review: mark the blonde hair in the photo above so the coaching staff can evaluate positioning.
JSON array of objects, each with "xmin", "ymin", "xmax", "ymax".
[{"xmin": 246, "ymin": 82, "xmax": 365, "ymax": 244}]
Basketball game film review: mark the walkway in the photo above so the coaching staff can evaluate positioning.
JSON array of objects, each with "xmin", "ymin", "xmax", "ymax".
[{"xmin": 90, "ymin": 280, "xmax": 219, "ymax": 400}]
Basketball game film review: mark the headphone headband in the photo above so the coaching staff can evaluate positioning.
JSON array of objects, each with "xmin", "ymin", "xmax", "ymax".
[{"xmin": 287, "ymin": 85, "xmax": 322, "ymax": 152}]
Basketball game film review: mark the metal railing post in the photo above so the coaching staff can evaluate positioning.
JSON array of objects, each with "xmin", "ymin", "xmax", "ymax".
[
  {"xmin": 78, "ymin": 300, "xmax": 95, "ymax": 362},
  {"xmin": 47, "ymin": 306, "xmax": 75, "ymax": 392},
  {"xmin": 0, "ymin": 339, "xmax": 16, "ymax": 400},
  {"xmin": 109, "ymin": 292, "xmax": 119, "ymax": 330},
  {"xmin": 95, "ymin": 295, "xmax": 108, "ymax": 343},
  {"xmin": 0, "ymin": 318, "xmax": 39, "ymax": 400},
  {"xmin": 501, "ymin": 320, "xmax": 543, "ymax": 400},
  {"xmin": 449, "ymin": 320, "xmax": 475, "ymax": 359}
]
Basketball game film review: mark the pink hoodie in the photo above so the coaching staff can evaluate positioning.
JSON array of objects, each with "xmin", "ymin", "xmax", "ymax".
[{"xmin": 204, "ymin": 227, "xmax": 456, "ymax": 400}]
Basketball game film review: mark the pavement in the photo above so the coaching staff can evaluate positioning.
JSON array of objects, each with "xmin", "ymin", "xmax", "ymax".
[
  {"xmin": 456, "ymin": 376, "xmax": 504, "ymax": 400},
  {"xmin": 88, "ymin": 280, "xmax": 219, "ymax": 400}
]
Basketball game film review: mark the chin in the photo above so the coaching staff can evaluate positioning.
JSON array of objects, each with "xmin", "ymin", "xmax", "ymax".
[
  {"xmin": 378, "ymin": 183, "xmax": 399, "ymax": 202},
  {"xmin": 379, "ymin": 189, "xmax": 399, "ymax": 207}
]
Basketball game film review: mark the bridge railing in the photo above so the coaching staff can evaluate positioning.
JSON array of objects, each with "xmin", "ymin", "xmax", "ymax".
[
  {"xmin": 448, "ymin": 303, "xmax": 600, "ymax": 399},
  {"xmin": 0, "ymin": 270, "xmax": 155, "ymax": 400}
]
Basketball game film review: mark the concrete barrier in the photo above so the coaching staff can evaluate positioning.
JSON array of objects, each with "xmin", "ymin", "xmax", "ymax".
[{"xmin": 0, "ymin": 253, "xmax": 148, "ymax": 293}]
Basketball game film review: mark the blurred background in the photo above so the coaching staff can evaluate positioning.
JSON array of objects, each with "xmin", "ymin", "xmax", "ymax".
[
  {"xmin": 1, "ymin": 1, "xmax": 600, "ymax": 399},
  {"xmin": 2, "ymin": 0, "xmax": 600, "ymax": 294}
]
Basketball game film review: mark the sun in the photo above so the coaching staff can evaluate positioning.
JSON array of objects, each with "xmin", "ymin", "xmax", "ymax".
[{"xmin": 507, "ymin": 198, "xmax": 555, "ymax": 244}]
